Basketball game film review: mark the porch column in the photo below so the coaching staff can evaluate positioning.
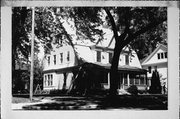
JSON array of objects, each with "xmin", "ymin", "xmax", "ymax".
[
  {"xmin": 108, "ymin": 72, "xmax": 110, "ymax": 89},
  {"xmin": 127, "ymin": 74, "xmax": 130, "ymax": 87},
  {"xmin": 145, "ymin": 74, "xmax": 148, "ymax": 85},
  {"xmin": 122, "ymin": 73, "xmax": 124, "ymax": 89},
  {"xmin": 139, "ymin": 74, "xmax": 140, "ymax": 85}
]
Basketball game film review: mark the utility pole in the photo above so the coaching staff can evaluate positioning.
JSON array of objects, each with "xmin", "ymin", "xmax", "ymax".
[{"xmin": 30, "ymin": 7, "xmax": 35, "ymax": 102}]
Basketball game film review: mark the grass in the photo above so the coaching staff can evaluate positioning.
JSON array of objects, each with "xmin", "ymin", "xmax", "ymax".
[{"xmin": 21, "ymin": 95, "xmax": 167, "ymax": 110}]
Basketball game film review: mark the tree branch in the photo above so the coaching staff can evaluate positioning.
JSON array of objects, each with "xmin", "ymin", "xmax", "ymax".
[
  {"xmin": 104, "ymin": 8, "xmax": 118, "ymax": 40},
  {"xmin": 123, "ymin": 17, "xmax": 167, "ymax": 47},
  {"xmin": 133, "ymin": 18, "xmax": 167, "ymax": 38}
]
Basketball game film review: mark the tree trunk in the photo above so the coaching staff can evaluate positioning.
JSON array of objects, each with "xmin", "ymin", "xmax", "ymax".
[{"xmin": 109, "ymin": 41, "xmax": 123, "ymax": 95}]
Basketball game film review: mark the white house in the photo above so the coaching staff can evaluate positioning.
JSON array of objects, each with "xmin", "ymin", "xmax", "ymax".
[
  {"xmin": 141, "ymin": 44, "xmax": 167, "ymax": 93},
  {"xmin": 43, "ymin": 37, "xmax": 147, "ymax": 92}
]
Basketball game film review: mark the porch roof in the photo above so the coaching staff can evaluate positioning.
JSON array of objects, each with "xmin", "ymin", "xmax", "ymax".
[
  {"xmin": 94, "ymin": 63, "xmax": 147, "ymax": 74},
  {"xmin": 43, "ymin": 62, "xmax": 147, "ymax": 74}
]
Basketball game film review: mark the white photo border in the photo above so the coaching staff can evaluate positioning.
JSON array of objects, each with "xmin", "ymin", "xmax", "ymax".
[{"xmin": 1, "ymin": 1, "xmax": 179, "ymax": 119}]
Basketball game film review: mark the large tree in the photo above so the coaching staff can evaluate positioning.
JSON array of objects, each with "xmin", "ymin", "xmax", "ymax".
[
  {"xmin": 103, "ymin": 7, "xmax": 167, "ymax": 95},
  {"xmin": 57, "ymin": 7, "xmax": 167, "ymax": 95}
]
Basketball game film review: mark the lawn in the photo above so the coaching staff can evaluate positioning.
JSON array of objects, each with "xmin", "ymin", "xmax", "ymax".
[{"xmin": 15, "ymin": 94, "xmax": 168, "ymax": 110}]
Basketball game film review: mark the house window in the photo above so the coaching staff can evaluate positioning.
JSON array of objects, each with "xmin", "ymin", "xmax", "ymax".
[
  {"xmin": 45, "ymin": 74, "xmax": 53, "ymax": 86},
  {"xmin": 161, "ymin": 52, "xmax": 164, "ymax": 59},
  {"xmin": 148, "ymin": 66, "xmax": 151, "ymax": 73},
  {"xmin": 50, "ymin": 74, "xmax": 53, "ymax": 85},
  {"xmin": 48, "ymin": 56, "xmax": 50, "ymax": 65},
  {"xmin": 109, "ymin": 52, "xmax": 113, "ymax": 63},
  {"xmin": 54, "ymin": 55, "xmax": 56, "ymax": 65},
  {"xmin": 48, "ymin": 75, "xmax": 50, "ymax": 86},
  {"xmin": 97, "ymin": 51, "xmax": 101, "ymax": 62},
  {"xmin": 44, "ymin": 75, "xmax": 47, "ymax": 86},
  {"xmin": 157, "ymin": 52, "xmax": 167, "ymax": 59},
  {"xmin": 67, "ymin": 51, "xmax": 70, "ymax": 62},
  {"xmin": 164, "ymin": 52, "xmax": 167, "ymax": 58},
  {"xmin": 60, "ymin": 53, "xmax": 63, "ymax": 64},
  {"xmin": 157, "ymin": 53, "xmax": 160, "ymax": 59},
  {"xmin": 125, "ymin": 54, "xmax": 129, "ymax": 65}
]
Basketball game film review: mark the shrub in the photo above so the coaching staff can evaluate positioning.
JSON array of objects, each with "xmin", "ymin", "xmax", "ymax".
[
  {"xmin": 49, "ymin": 89, "xmax": 67, "ymax": 95},
  {"xmin": 127, "ymin": 85, "xmax": 138, "ymax": 95}
]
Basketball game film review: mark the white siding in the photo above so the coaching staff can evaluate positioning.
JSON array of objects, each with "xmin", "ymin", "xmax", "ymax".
[
  {"xmin": 43, "ymin": 45, "xmax": 76, "ymax": 71},
  {"xmin": 144, "ymin": 47, "xmax": 167, "ymax": 65},
  {"xmin": 129, "ymin": 51, "xmax": 142, "ymax": 68}
]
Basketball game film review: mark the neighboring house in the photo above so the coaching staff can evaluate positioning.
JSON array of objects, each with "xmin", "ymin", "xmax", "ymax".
[
  {"xmin": 141, "ymin": 44, "xmax": 167, "ymax": 93},
  {"xmin": 43, "ymin": 37, "xmax": 147, "ymax": 92}
]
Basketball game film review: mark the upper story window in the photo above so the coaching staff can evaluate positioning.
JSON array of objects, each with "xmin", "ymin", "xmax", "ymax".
[
  {"xmin": 48, "ymin": 56, "xmax": 50, "ymax": 65},
  {"xmin": 97, "ymin": 51, "xmax": 101, "ymax": 62},
  {"xmin": 54, "ymin": 55, "xmax": 56, "ymax": 65},
  {"xmin": 67, "ymin": 51, "xmax": 70, "ymax": 62},
  {"xmin": 60, "ymin": 53, "xmax": 63, "ymax": 64},
  {"xmin": 157, "ymin": 52, "xmax": 167, "ymax": 60},
  {"xmin": 109, "ymin": 52, "xmax": 113, "ymax": 63},
  {"xmin": 125, "ymin": 54, "xmax": 129, "ymax": 65}
]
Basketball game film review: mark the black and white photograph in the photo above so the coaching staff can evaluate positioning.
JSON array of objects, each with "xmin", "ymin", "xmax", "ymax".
[
  {"xmin": 11, "ymin": 6, "xmax": 168, "ymax": 110},
  {"xmin": 1, "ymin": 1, "xmax": 179, "ymax": 119}
]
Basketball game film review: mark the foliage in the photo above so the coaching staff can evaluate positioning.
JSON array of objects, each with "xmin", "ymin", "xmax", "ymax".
[
  {"xmin": 12, "ymin": 7, "xmax": 167, "ymax": 61},
  {"xmin": 49, "ymin": 89, "xmax": 67, "ymax": 95},
  {"xmin": 12, "ymin": 7, "xmax": 40, "ymax": 62},
  {"xmin": 130, "ymin": 22, "xmax": 167, "ymax": 59},
  {"xmin": 127, "ymin": 85, "xmax": 138, "ymax": 95},
  {"xmin": 12, "ymin": 54, "xmax": 44, "ymax": 94},
  {"xmin": 12, "ymin": 7, "xmax": 167, "ymax": 95}
]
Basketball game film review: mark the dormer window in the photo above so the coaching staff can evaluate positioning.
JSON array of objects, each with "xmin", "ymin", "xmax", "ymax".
[{"xmin": 125, "ymin": 54, "xmax": 129, "ymax": 65}]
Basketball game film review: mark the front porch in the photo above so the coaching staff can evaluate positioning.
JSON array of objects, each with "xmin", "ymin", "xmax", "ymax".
[{"xmin": 98, "ymin": 64, "xmax": 147, "ymax": 92}]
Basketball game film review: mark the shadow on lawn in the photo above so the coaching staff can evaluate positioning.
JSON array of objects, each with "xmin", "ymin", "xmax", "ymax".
[{"xmin": 22, "ymin": 95, "xmax": 167, "ymax": 110}]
